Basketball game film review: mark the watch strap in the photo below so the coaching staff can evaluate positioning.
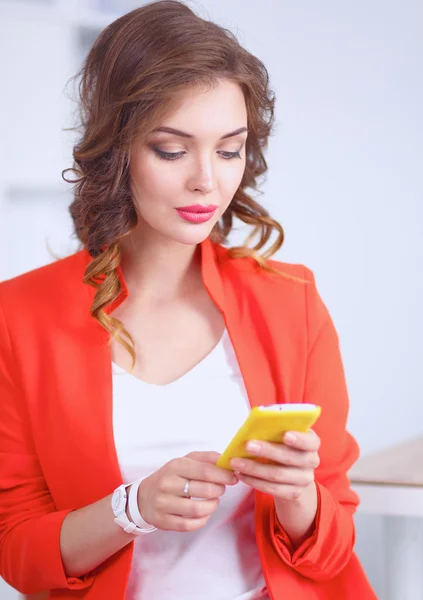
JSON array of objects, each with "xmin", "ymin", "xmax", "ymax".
[
  {"xmin": 128, "ymin": 477, "xmax": 156, "ymax": 532},
  {"xmin": 111, "ymin": 483, "xmax": 157, "ymax": 536}
]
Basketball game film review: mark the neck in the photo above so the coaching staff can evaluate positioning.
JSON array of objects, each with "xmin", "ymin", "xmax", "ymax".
[{"xmin": 118, "ymin": 227, "xmax": 203, "ymax": 304}]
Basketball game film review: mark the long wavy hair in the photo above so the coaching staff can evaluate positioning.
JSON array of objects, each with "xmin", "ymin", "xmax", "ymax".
[{"xmin": 63, "ymin": 0, "xmax": 287, "ymax": 367}]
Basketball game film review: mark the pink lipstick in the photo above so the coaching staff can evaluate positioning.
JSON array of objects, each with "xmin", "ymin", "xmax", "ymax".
[{"xmin": 176, "ymin": 204, "xmax": 218, "ymax": 223}]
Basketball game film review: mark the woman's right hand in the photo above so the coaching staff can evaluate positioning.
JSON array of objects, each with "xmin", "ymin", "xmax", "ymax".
[{"xmin": 136, "ymin": 451, "xmax": 239, "ymax": 532}]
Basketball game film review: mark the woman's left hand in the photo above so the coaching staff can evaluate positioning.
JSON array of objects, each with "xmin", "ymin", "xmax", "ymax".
[
  {"xmin": 230, "ymin": 430, "xmax": 321, "ymax": 546},
  {"xmin": 229, "ymin": 429, "xmax": 321, "ymax": 501}
]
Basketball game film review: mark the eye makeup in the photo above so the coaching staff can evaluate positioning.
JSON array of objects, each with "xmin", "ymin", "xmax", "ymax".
[{"xmin": 151, "ymin": 146, "xmax": 244, "ymax": 161}]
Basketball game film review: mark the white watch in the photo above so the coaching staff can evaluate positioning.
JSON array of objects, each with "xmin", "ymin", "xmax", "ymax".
[{"xmin": 111, "ymin": 483, "xmax": 156, "ymax": 535}]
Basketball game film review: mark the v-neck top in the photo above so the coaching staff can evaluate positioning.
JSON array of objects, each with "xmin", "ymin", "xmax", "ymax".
[{"xmin": 112, "ymin": 328, "xmax": 269, "ymax": 599}]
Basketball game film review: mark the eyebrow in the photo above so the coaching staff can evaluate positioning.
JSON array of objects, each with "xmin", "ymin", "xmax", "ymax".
[{"xmin": 152, "ymin": 126, "xmax": 248, "ymax": 140}]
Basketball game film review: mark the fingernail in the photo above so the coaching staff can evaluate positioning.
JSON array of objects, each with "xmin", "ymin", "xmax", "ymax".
[
  {"xmin": 284, "ymin": 432, "xmax": 297, "ymax": 444},
  {"xmin": 246, "ymin": 441, "xmax": 261, "ymax": 453}
]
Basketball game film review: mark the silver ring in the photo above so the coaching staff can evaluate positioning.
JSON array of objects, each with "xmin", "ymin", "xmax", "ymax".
[{"xmin": 183, "ymin": 479, "xmax": 191, "ymax": 498}]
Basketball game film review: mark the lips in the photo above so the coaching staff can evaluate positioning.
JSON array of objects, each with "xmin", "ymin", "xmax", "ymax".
[
  {"xmin": 176, "ymin": 204, "xmax": 218, "ymax": 213},
  {"xmin": 175, "ymin": 204, "xmax": 218, "ymax": 224}
]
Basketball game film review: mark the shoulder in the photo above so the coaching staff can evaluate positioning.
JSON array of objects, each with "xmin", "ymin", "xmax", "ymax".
[
  {"xmin": 216, "ymin": 243, "xmax": 315, "ymax": 291},
  {"xmin": 216, "ymin": 245, "xmax": 329, "ymax": 329},
  {"xmin": 0, "ymin": 250, "xmax": 90, "ymax": 316}
]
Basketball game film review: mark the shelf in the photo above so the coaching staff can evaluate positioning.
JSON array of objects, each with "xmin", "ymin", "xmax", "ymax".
[
  {"xmin": 0, "ymin": 0, "xmax": 119, "ymax": 31},
  {"xmin": 0, "ymin": 182, "xmax": 72, "ymax": 205},
  {"xmin": 63, "ymin": 7, "xmax": 119, "ymax": 30},
  {"xmin": 5, "ymin": 184, "xmax": 71, "ymax": 201},
  {"xmin": 349, "ymin": 436, "xmax": 423, "ymax": 487}
]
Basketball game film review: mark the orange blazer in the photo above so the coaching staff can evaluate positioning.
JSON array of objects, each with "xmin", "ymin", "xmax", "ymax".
[{"xmin": 0, "ymin": 239, "xmax": 376, "ymax": 599}]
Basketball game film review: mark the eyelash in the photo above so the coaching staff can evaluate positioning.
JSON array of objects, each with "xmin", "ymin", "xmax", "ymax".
[{"xmin": 153, "ymin": 148, "xmax": 242, "ymax": 161}]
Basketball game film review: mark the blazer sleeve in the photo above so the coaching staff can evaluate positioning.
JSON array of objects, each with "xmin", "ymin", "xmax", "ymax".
[
  {"xmin": 270, "ymin": 267, "xmax": 360, "ymax": 581},
  {"xmin": 0, "ymin": 292, "xmax": 95, "ymax": 594}
]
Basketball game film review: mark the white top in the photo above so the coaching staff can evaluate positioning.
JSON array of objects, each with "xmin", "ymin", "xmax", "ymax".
[{"xmin": 112, "ymin": 329, "xmax": 269, "ymax": 600}]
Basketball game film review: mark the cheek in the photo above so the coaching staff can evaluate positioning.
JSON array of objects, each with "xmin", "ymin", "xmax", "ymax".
[
  {"xmin": 220, "ymin": 161, "xmax": 245, "ymax": 201},
  {"xmin": 130, "ymin": 156, "xmax": 181, "ymax": 207}
]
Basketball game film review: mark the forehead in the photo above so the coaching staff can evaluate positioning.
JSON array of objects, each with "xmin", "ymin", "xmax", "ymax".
[{"xmin": 158, "ymin": 79, "xmax": 248, "ymax": 138}]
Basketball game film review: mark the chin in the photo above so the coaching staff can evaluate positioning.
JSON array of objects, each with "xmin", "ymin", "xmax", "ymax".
[{"xmin": 164, "ymin": 221, "xmax": 217, "ymax": 247}]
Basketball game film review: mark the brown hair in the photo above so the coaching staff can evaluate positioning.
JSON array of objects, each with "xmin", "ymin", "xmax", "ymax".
[{"xmin": 63, "ymin": 0, "xmax": 286, "ymax": 367}]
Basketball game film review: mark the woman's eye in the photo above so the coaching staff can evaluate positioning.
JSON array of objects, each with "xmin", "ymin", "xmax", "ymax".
[
  {"xmin": 218, "ymin": 151, "xmax": 242, "ymax": 160},
  {"xmin": 153, "ymin": 148, "xmax": 185, "ymax": 161},
  {"xmin": 153, "ymin": 147, "xmax": 242, "ymax": 161}
]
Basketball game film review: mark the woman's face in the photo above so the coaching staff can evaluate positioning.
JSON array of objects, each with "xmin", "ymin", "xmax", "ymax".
[{"xmin": 129, "ymin": 78, "xmax": 248, "ymax": 246}]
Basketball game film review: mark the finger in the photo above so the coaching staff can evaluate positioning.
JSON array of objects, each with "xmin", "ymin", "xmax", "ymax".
[
  {"xmin": 245, "ymin": 440, "xmax": 320, "ymax": 469},
  {"xmin": 230, "ymin": 458, "xmax": 314, "ymax": 487},
  {"xmin": 175, "ymin": 458, "xmax": 238, "ymax": 486},
  {"xmin": 283, "ymin": 429, "xmax": 321, "ymax": 452},
  {"xmin": 161, "ymin": 496, "xmax": 219, "ymax": 519},
  {"xmin": 161, "ymin": 514, "xmax": 211, "ymax": 533},
  {"xmin": 184, "ymin": 451, "xmax": 222, "ymax": 464},
  {"xmin": 163, "ymin": 476, "xmax": 226, "ymax": 499},
  {"xmin": 235, "ymin": 473, "xmax": 303, "ymax": 501}
]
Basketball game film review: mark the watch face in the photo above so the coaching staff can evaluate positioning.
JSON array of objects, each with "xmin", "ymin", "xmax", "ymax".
[{"xmin": 112, "ymin": 489, "xmax": 123, "ymax": 512}]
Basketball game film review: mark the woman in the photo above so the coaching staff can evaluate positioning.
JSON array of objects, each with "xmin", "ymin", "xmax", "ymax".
[{"xmin": 0, "ymin": 1, "xmax": 377, "ymax": 599}]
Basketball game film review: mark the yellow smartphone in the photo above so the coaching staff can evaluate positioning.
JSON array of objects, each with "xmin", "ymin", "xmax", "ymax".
[{"xmin": 216, "ymin": 403, "xmax": 321, "ymax": 470}]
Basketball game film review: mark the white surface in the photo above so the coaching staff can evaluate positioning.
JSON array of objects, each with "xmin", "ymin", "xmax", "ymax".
[
  {"xmin": 352, "ymin": 483, "xmax": 423, "ymax": 518},
  {"xmin": 354, "ymin": 484, "xmax": 423, "ymax": 600},
  {"xmin": 0, "ymin": 1, "xmax": 422, "ymax": 598},
  {"xmin": 384, "ymin": 517, "xmax": 423, "ymax": 600}
]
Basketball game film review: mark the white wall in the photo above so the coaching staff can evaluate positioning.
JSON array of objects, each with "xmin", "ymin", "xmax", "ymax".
[{"xmin": 0, "ymin": 1, "xmax": 422, "ymax": 598}]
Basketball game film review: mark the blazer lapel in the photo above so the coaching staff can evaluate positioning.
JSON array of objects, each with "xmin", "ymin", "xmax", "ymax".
[{"xmin": 201, "ymin": 240, "xmax": 278, "ymax": 410}]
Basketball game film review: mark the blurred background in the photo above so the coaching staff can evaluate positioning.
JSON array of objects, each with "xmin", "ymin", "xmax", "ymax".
[{"xmin": 0, "ymin": 0, "xmax": 422, "ymax": 598}]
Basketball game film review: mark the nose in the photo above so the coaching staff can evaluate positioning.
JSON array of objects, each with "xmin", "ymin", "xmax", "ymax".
[{"xmin": 187, "ymin": 156, "xmax": 217, "ymax": 194}]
